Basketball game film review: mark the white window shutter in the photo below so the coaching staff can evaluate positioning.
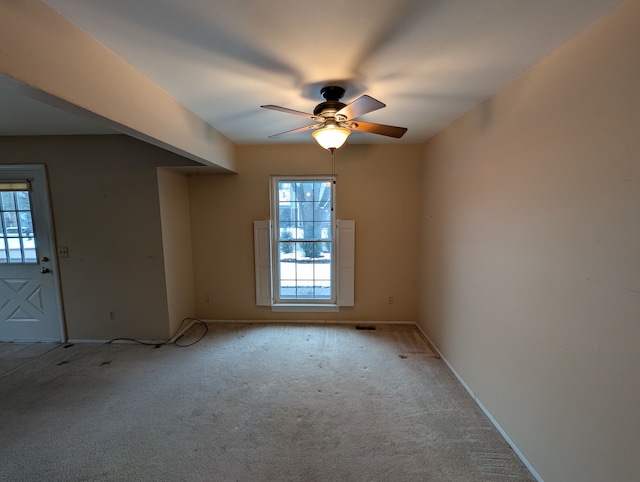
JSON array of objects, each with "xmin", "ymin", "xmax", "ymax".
[
  {"xmin": 336, "ymin": 220, "xmax": 355, "ymax": 306},
  {"xmin": 254, "ymin": 220, "xmax": 272, "ymax": 306}
]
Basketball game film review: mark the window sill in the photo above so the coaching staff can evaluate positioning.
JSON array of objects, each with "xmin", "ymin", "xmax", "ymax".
[{"xmin": 271, "ymin": 303, "xmax": 339, "ymax": 313}]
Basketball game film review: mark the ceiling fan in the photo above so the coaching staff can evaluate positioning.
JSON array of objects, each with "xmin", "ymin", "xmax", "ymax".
[{"xmin": 261, "ymin": 86, "xmax": 407, "ymax": 151}]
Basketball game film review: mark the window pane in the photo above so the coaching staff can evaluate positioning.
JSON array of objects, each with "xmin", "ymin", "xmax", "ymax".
[
  {"xmin": 279, "ymin": 224, "xmax": 294, "ymax": 241},
  {"xmin": 279, "ymin": 241, "xmax": 295, "ymax": 257},
  {"xmin": 16, "ymin": 192, "xmax": 31, "ymax": 210},
  {"xmin": 19, "ymin": 212, "xmax": 32, "ymax": 236},
  {"xmin": 300, "ymin": 182, "xmax": 314, "ymax": 201},
  {"xmin": 4, "ymin": 212, "xmax": 17, "ymax": 235},
  {"xmin": 295, "ymin": 280, "xmax": 314, "ymax": 298},
  {"xmin": 314, "ymin": 181, "xmax": 331, "ymax": 202},
  {"xmin": 23, "ymin": 241, "xmax": 37, "ymax": 262},
  {"xmin": 319, "ymin": 222, "xmax": 331, "ymax": 239},
  {"xmin": 1, "ymin": 192, "xmax": 15, "ymax": 211},
  {"xmin": 314, "ymin": 203, "xmax": 331, "ymax": 222},
  {"xmin": 279, "ymin": 205, "xmax": 292, "ymax": 223},
  {"xmin": 299, "ymin": 221, "xmax": 314, "ymax": 240},
  {"xmin": 8, "ymin": 238, "xmax": 23, "ymax": 262}
]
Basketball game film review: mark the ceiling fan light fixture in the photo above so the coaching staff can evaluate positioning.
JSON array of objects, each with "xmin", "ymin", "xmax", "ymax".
[{"xmin": 312, "ymin": 125, "xmax": 351, "ymax": 151}]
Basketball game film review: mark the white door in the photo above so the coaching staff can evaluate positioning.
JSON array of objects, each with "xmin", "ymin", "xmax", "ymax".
[{"xmin": 0, "ymin": 165, "xmax": 64, "ymax": 341}]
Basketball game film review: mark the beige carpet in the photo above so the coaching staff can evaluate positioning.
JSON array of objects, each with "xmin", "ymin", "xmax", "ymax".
[{"xmin": 0, "ymin": 323, "xmax": 534, "ymax": 481}]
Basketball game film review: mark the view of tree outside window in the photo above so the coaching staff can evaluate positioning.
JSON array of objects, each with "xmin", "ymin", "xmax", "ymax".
[
  {"xmin": 275, "ymin": 178, "xmax": 334, "ymax": 301},
  {"xmin": 0, "ymin": 189, "xmax": 36, "ymax": 263}
]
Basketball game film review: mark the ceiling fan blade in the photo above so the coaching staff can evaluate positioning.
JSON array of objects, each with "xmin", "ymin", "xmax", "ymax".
[
  {"xmin": 268, "ymin": 124, "xmax": 322, "ymax": 139},
  {"xmin": 336, "ymin": 95, "xmax": 385, "ymax": 120},
  {"xmin": 261, "ymin": 105, "xmax": 319, "ymax": 120},
  {"xmin": 348, "ymin": 120, "xmax": 407, "ymax": 138}
]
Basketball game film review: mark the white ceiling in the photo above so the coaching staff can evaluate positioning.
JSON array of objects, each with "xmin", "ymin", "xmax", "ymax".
[{"xmin": 1, "ymin": 0, "xmax": 626, "ymax": 145}]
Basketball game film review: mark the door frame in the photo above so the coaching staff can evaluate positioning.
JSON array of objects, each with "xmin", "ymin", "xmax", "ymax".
[{"xmin": 0, "ymin": 164, "xmax": 66, "ymax": 342}]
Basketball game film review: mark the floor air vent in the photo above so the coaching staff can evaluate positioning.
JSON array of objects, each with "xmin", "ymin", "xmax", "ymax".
[{"xmin": 355, "ymin": 326, "xmax": 376, "ymax": 330}]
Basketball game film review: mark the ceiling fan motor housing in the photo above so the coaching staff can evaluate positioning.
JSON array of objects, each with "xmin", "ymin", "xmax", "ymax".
[{"xmin": 313, "ymin": 86, "xmax": 347, "ymax": 118}]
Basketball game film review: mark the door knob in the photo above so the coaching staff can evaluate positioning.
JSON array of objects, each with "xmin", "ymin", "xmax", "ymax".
[
  {"xmin": 41, "ymin": 256, "xmax": 49, "ymax": 262},
  {"xmin": 41, "ymin": 268, "xmax": 51, "ymax": 274}
]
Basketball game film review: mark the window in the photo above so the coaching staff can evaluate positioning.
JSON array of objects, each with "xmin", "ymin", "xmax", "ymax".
[
  {"xmin": 0, "ymin": 182, "xmax": 37, "ymax": 264},
  {"xmin": 254, "ymin": 176, "xmax": 354, "ymax": 311},
  {"xmin": 274, "ymin": 177, "xmax": 334, "ymax": 303}
]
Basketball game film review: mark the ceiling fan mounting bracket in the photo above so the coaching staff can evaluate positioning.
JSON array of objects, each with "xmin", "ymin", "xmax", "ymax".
[{"xmin": 320, "ymin": 86, "xmax": 345, "ymax": 101}]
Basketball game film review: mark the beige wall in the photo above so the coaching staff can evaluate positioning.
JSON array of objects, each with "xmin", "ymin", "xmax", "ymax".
[
  {"xmin": 189, "ymin": 143, "xmax": 422, "ymax": 322},
  {"xmin": 418, "ymin": 1, "xmax": 640, "ymax": 480},
  {"xmin": 157, "ymin": 168, "xmax": 196, "ymax": 335},
  {"xmin": 0, "ymin": 135, "xmax": 196, "ymax": 341}
]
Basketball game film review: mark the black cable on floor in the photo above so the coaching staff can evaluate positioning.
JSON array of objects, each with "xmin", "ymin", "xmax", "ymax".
[
  {"xmin": 174, "ymin": 318, "xmax": 208, "ymax": 347},
  {"xmin": 106, "ymin": 317, "xmax": 208, "ymax": 348}
]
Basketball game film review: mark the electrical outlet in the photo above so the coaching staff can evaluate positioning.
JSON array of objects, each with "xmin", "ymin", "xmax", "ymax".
[
  {"xmin": 387, "ymin": 296, "xmax": 394, "ymax": 304},
  {"xmin": 57, "ymin": 246, "xmax": 69, "ymax": 258},
  {"xmin": 108, "ymin": 310, "xmax": 116, "ymax": 320}
]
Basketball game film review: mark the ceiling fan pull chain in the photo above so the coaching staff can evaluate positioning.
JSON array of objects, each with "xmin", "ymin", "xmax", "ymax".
[
  {"xmin": 332, "ymin": 150, "xmax": 336, "ymax": 180},
  {"xmin": 331, "ymin": 150, "xmax": 336, "ymax": 213}
]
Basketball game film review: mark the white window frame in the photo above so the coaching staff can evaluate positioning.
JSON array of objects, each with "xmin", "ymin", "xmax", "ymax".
[
  {"xmin": 253, "ymin": 177, "xmax": 354, "ymax": 312},
  {"xmin": 272, "ymin": 175, "xmax": 335, "ymax": 305}
]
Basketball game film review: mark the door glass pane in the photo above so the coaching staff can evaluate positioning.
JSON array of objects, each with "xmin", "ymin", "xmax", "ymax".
[
  {"xmin": 0, "ymin": 238, "xmax": 6, "ymax": 263},
  {"xmin": 16, "ymin": 192, "xmax": 31, "ymax": 211},
  {"xmin": 1, "ymin": 192, "xmax": 16, "ymax": 211},
  {"xmin": 0, "ymin": 189, "xmax": 37, "ymax": 264}
]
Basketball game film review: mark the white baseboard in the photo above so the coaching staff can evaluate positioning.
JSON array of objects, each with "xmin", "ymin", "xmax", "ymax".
[
  {"xmin": 414, "ymin": 324, "xmax": 543, "ymax": 482},
  {"xmin": 202, "ymin": 319, "xmax": 418, "ymax": 326},
  {"xmin": 169, "ymin": 317, "xmax": 200, "ymax": 342},
  {"xmin": 67, "ymin": 338, "xmax": 164, "ymax": 344},
  {"xmin": 66, "ymin": 339, "xmax": 110, "ymax": 344},
  {"xmin": 67, "ymin": 318, "xmax": 201, "ymax": 346}
]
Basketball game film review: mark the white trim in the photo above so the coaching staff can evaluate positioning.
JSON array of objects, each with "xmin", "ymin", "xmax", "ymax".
[
  {"xmin": 253, "ymin": 220, "xmax": 272, "ymax": 306},
  {"xmin": 271, "ymin": 304, "xmax": 339, "ymax": 312},
  {"xmin": 67, "ymin": 339, "xmax": 163, "ymax": 345},
  {"xmin": 414, "ymin": 325, "xmax": 543, "ymax": 482},
  {"xmin": 169, "ymin": 317, "xmax": 201, "ymax": 342},
  {"xmin": 269, "ymin": 176, "xmax": 337, "ymax": 305},
  {"xmin": 336, "ymin": 220, "xmax": 355, "ymax": 306},
  {"xmin": 0, "ymin": 337, "xmax": 62, "ymax": 343},
  {"xmin": 200, "ymin": 319, "xmax": 418, "ymax": 326},
  {"xmin": 68, "ymin": 318, "xmax": 200, "ymax": 345},
  {"xmin": 67, "ymin": 339, "xmax": 119, "ymax": 344}
]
